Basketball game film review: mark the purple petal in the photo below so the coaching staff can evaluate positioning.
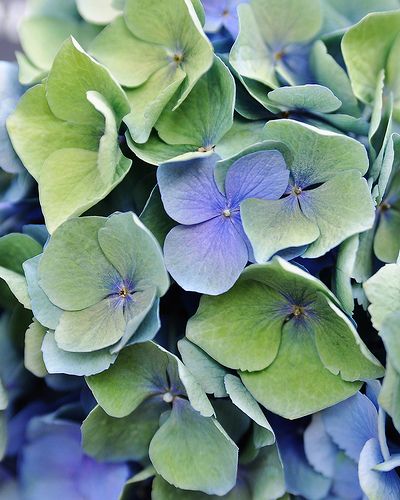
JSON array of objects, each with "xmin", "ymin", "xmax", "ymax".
[
  {"xmin": 164, "ymin": 217, "xmax": 248, "ymax": 295},
  {"xmin": 359, "ymin": 438, "xmax": 400, "ymax": 499},
  {"xmin": 224, "ymin": 151, "xmax": 289, "ymax": 208},
  {"xmin": 332, "ymin": 453, "xmax": 362, "ymax": 500},
  {"xmin": 157, "ymin": 154, "xmax": 226, "ymax": 225},
  {"xmin": 322, "ymin": 392, "xmax": 378, "ymax": 462}
]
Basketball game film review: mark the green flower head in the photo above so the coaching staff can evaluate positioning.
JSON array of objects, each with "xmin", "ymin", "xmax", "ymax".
[
  {"xmin": 23, "ymin": 212, "xmax": 169, "ymax": 376},
  {"xmin": 7, "ymin": 37, "xmax": 131, "ymax": 234},
  {"xmin": 187, "ymin": 257, "xmax": 383, "ymax": 419}
]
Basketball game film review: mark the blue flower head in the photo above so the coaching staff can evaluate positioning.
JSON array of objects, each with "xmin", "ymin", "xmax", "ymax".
[{"xmin": 157, "ymin": 151, "xmax": 289, "ymax": 294}]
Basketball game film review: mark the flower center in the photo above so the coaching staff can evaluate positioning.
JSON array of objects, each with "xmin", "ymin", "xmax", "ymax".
[
  {"xmin": 198, "ymin": 144, "xmax": 215, "ymax": 152},
  {"xmin": 222, "ymin": 9, "xmax": 229, "ymax": 16},
  {"xmin": 275, "ymin": 49, "xmax": 285, "ymax": 61},
  {"xmin": 118, "ymin": 286, "xmax": 130, "ymax": 298},
  {"xmin": 163, "ymin": 392, "xmax": 174, "ymax": 403},
  {"xmin": 173, "ymin": 52, "xmax": 184, "ymax": 64},
  {"xmin": 379, "ymin": 201, "xmax": 391, "ymax": 212},
  {"xmin": 222, "ymin": 209, "xmax": 231, "ymax": 218},
  {"xmin": 292, "ymin": 185, "xmax": 302, "ymax": 196},
  {"xmin": 292, "ymin": 305, "xmax": 304, "ymax": 317}
]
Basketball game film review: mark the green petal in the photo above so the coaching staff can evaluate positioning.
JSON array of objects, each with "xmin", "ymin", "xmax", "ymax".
[
  {"xmin": 86, "ymin": 342, "xmax": 174, "ymax": 417},
  {"xmin": 140, "ymin": 186, "xmax": 176, "ymax": 247},
  {"xmin": 156, "ymin": 56, "xmax": 235, "ymax": 149},
  {"xmin": 76, "ymin": 0, "xmax": 121, "ymax": 25},
  {"xmin": 54, "ymin": 298, "xmax": 126, "ymax": 352},
  {"xmin": 0, "ymin": 233, "xmax": 42, "ymax": 308},
  {"xmin": 268, "ymin": 85, "xmax": 342, "ymax": 114},
  {"xmin": 241, "ymin": 196, "xmax": 320, "ymax": 263},
  {"xmin": 310, "ymin": 40, "xmax": 360, "ymax": 117},
  {"xmin": 46, "ymin": 37, "xmax": 129, "ymax": 126},
  {"xmin": 42, "ymin": 331, "xmax": 116, "ymax": 376},
  {"xmin": 380, "ymin": 311, "xmax": 400, "ymax": 374},
  {"xmin": 23, "ymin": 255, "xmax": 62, "ymax": 330},
  {"xmin": 125, "ymin": 0, "xmax": 213, "ymax": 106},
  {"xmin": 186, "ymin": 278, "xmax": 285, "ymax": 372},
  {"xmin": 7, "ymin": 84, "xmax": 98, "ymax": 181},
  {"xmin": 224, "ymin": 374, "xmax": 275, "ymax": 446},
  {"xmin": 333, "ymin": 235, "xmax": 359, "ymax": 315},
  {"xmin": 149, "ymin": 399, "xmax": 238, "ymax": 495},
  {"xmin": 263, "ymin": 119, "xmax": 369, "ymax": 183},
  {"xmin": 178, "ymin": 338, "xmax": 227, "ymax": 398},
  {"xmin": 342, "ymin": 11, "xmax": 400, "ymax": 106},
  {"xmin": 38, "ymin": 217, "xmax": 114, "ymax": 311},
  {"xmin": 313, "ymin": 292, "xmax": 384, "ymax": 381},
  {"xmin": 230, "ymin": 0, "xmax": 321, "ymax": 87},
  {"xmin": 300, "ymin": 171, "xmax": 375, "ymax": 258},
  {"xmin": 0, "ymin": 379, "xmax": 7, "ymax": 411},
  {"xmin": 82, "ymin": 399, "xmax": 168, "ymax": 461},
  {"xmin": 24, "ymin": 319, "xmax": 48, "ymax": 378},
  {"xmin": 240, "ymin": 319, "xmax": 361, "ymax": 419},
  {"xmin": 364, "ymin": 263, "xmax": 400, "ymax": 330},
  {"xmin": 98, "ymin": 212, "xmax": 169, "ymax": 295},
  {"xmin": 379, "ymin": 359, "xmax": 400, "ymax": 433},
  {"xmin": 89, "ymin": 16, "xmax": 167, "ymax": 87},
  {"xmin": 125, "ymin": 65, "xmax": 186, "ymax": 143}
]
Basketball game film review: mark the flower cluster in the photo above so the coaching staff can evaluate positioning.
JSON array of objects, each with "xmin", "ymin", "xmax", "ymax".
[{"xmin": 0, "ymin": 0, "xmax": 400, "ymax": 498}]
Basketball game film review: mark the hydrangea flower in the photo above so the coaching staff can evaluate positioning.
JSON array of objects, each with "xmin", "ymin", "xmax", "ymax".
[
  {"xmin": 8, "ymin": 38, "xmax": 131, "ymax": 233},
  {"xmin": 17, "ymin": 0, "xmax": 101, "ymax": 85},
  {"xmin": 157, "ymin": 150, "xmax": 289, "ymax": 294},
  {"xmin": 230, "ymin": 0, "xmax": 322, "ymax": 88},
  {"xmin": 19, "ymin": 212, "xmax": 169, "ymax": 377},
  {"xmin": 20, "ymin": 414, "xmax": 129, "ymax": 500},
  {"xmin": 241, "ymin": 119, "xmax": 375, "ymax": 261},
  {"xmin": 89, "ymin": 0, "xmax": 214, "ymax": 143},
  {"xmin": 84, "ymin": 342, "xmax": 238, "ymax": 496},
  {"xmin": 187, "ymin": 257, "xmax": 383, "ymax": 418},
  {"xmin": 203, "ymin": 0, "xmax": 247, "ymax": 39}
]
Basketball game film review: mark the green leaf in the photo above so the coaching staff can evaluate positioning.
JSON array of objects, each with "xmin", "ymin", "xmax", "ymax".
[
  {"xmin": 364, "ymin": 263, "xmax": 400, "ymax": 330},
  {"xmin": 42, "ymin": 331, "xmax": 116, "ymax": 376},
  {"xmin": 82, "ymin": 399, "xmax": 168, "ymax": 461},
  {"xmin": 380, "ymin": 312, "xmax": 400, "ymax": 374},
  {"xmin": 149, "ymin": 399, "xmax": 238, "ymax": 495},
  {"xmin": 178, "ymin": 338, "xmax": 227, "ymax": 398},
  {"xmin": 268, "ymin": 85, "xmax": 342, "ymax": 113},
  {"xmin": 24, "ymin": 319, "xmax": 48, "ymax": 378},
  {"xmin": 241, "ymin": 318, "xmax": 361, "ymax": 419},
  {"xmin": 224, "ymin": 374, "xmax": 275, "ymax": 446}
]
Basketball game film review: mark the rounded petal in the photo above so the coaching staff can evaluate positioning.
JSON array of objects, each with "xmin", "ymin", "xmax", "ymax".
[{"xmin": 164, "ymin": 217, "xmax": 248, "ymax": 295}]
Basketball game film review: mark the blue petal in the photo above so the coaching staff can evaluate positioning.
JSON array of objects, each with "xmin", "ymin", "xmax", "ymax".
[
  {"xmin": 304, "ymin": 414, "xmax": 337, "ymax": 478},
  {"xmin": 157, "ymin": 154, "xmax": 226, "ymax": 225},
  {"xmin": 164, "ymin": 216, "xmax": 248, "ymax": 295},
  {"xmin": 224, "ymin": 150, "xmax": 289, "ymax": 208},
  {"xmin": 322, "ymin": 392, "xmax": 378, "ymax": 462},
  {"xmin": 359, "ymin": 438, "xmax": 400, "ymax": 499}
]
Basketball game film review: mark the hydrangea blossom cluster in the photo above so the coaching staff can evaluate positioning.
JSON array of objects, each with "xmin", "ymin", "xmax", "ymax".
[{"xmin": 0, "ymin": 0, "xmax": 400, "ymax": 498}]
